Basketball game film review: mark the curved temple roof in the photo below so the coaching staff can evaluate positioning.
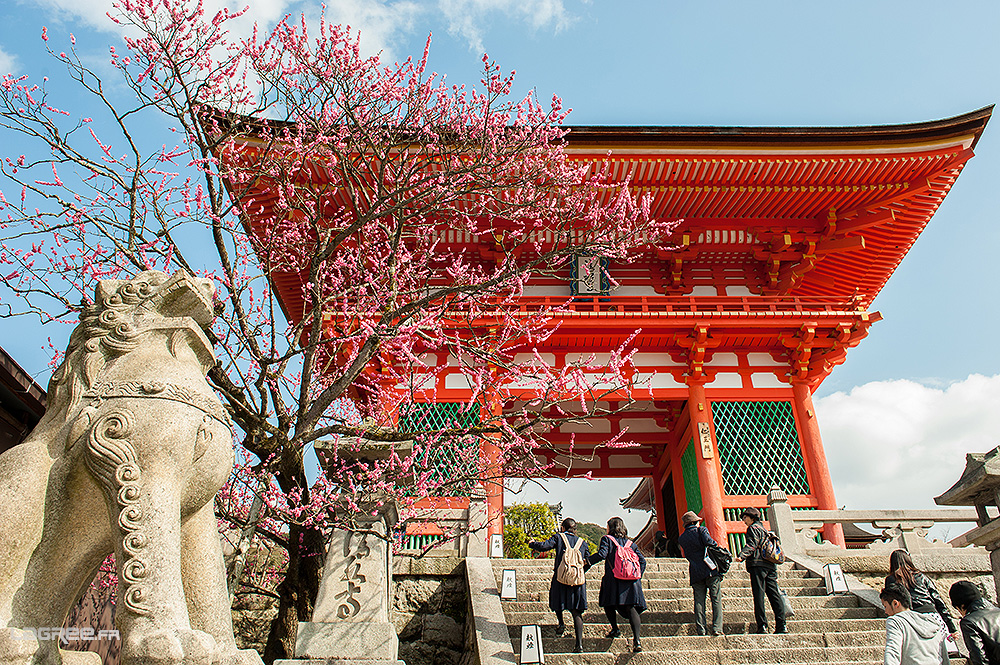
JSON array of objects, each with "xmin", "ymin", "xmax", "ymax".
[{"xmin": 219, "ymin": 107, "xmax": 992, "ymax": 321}]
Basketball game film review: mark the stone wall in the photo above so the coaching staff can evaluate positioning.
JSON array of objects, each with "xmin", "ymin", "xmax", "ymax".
[
  {"xmin": 811, "ymin": 550, "xmax": 996, "ymax": 612},
  {"xmin": 393, "ymin": 555, "xmax": 468, "ymax": 665},
  {"xmin": 229, "ymin": 554, "xmax": 469, "ymax": 664},
  {"xmin": 232, "ymin": 592, "xmax": 279, "ymax": 653}
]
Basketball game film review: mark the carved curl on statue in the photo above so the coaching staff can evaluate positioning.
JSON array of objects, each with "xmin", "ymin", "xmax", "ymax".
[{"xmin": 0, "ymin": 271, "xmax": 262, "ymax": 665}]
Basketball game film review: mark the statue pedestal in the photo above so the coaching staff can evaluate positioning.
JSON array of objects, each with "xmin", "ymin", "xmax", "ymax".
[{"xmin": 276, "ymin": 501, "xmax": 403, "ymax": 665}]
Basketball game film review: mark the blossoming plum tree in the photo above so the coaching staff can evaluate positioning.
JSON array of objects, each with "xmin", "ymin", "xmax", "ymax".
[{"xmin": 0, "ymin": 0, "xmax": 675, "ymax": 660}]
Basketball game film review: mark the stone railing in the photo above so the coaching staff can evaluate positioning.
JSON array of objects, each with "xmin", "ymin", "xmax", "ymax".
[{"xmin": 766, "ymin": 486, "xmax": 982, "ymax": 557}]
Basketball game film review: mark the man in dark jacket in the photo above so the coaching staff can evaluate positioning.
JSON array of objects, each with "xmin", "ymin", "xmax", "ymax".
[
  {"xmin": 735, "ymin": 507, "xmax": 787, "ymax": 634},
  {"xmin": 677, "ymin": 511, "xmax": 724, "ymax": 636},
  {"xmin": 950, "ymin": 581, "xmax": 1000, "ymax": 665}
]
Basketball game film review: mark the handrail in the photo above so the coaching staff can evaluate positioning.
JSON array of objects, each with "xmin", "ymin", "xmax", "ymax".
[{"xmin": 790, "ymin": 508, "xmax": 980, "ymax": 524}]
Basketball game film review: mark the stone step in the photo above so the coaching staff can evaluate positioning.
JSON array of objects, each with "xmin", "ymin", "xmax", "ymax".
[
  {"xmin": 509, "ymin": 644, "xmax": 887, "ymax": 664},
  {"xmin": 510, "ymin": 582, "xmax": 830, "ymax": 598},
  {"xmin": 532, "ymin": 656, "xmax": 906, "ymax": 665},
  {"xmin": 496, "ymin": 566, "xmax": 812, "ymax": 579},
  {"xmin": 492, "ymin": 557, "xmax": 707, "ymax": 568},
  {"xmin": 535, "ymin": 659, "xmax": 964, "ymax": 665},
  {"xmin": 506, "ymin": 571, "xmax": 824, "ymax": 585},
  {"xmin": 503, "ymin": 606, "xmax": 882, "ymax": 625},
  {"xmin": 505, "ymin": 618, "xmax": 886, "ymax": 639},
  {"xmin": 491, "ymin": 558, "xmax": 800, "ymax": 571},
  {"xmin": 504, "ymin": 572, "xmax": 814, "ymax": 586},
  {"xmin": 488, "ymin": 558, "xmax": 901, "ymax": 665},
  {"xmin": 511, "ymin": 629, "xmax": 888, "ymax": 650},
  {"xmin": 500, "ymin": 594, "xmax": 860, "ymax": 614}
]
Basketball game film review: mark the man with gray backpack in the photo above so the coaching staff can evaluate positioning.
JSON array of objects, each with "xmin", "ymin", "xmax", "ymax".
[
  {"xmin": 529, "ymin": 518, "xmax": 591, "ymax": 653},
  {"xmin": 736, "ymin": 507, "xmax": 789, "ymax": 634}
]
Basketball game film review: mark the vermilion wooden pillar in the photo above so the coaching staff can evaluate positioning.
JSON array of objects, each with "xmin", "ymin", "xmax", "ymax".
[
  {"xmin": 791, "ymin": 381, "xmax": 846, "ymax": 547},
  {"xmin": 481, "ymin": 392, "xmax": 504, "ymax": 540},
  {"xmin": 687, "ymin": 381, "xmax": 726, "ymax": 542}
]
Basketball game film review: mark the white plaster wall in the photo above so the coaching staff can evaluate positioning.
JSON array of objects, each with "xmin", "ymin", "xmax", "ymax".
[
  {"xmin": 609, "ymin": 285, "xmax": 661, "ymax": 297},
  {"xmin": 558, "ymin": 420, "xmax": 612, "ymax": 434},
  {"xmin": 705, "ymin": 352, "xmax": 739, "ymax": 367},
  {"xmin": 631, "ymin": 353, "xmax": 683, "ymax": 367},
  {"xmin": 635, "ymin": 372, "xmax": 685, "ymax": 389},
  {"xmin": 709, "ymin": 373, "xmax": 743, "ymax": 388},
  {"xmin": 751, "ymin": 372, "xmax": 788, "ymax": 388},
  {"xmin": 566, "ymin": 352, "xmax": 613, "ymax": 366},
  {"xmin": 511, "ymin": 353, "xmax": 557, "ymax": 365},
  {"xmin": 747, "ymin": 353, "xmax": 783, "ymax": 367},
  {"xmin": 445, "ymin": 373, "xmax": 472, "ymax": 390},
  {"xmin": 619, "ymin": 418, "xmax": 668, "ymax": 433}
]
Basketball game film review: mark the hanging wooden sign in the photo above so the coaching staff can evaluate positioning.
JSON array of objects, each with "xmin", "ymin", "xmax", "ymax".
[{"xmin": 698, "ymin": 421, "xmax": 714, "ymax": 458}]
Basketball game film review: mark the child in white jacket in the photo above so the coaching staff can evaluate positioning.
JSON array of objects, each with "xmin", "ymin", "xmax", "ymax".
[{"xmin": 881, "ymin": 584, "xmax": 950, "ymax": 665}]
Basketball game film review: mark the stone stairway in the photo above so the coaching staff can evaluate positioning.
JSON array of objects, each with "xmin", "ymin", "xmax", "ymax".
[{"xmin": 489, "ymin": 556, "xmax": 944, "ymax": 665}]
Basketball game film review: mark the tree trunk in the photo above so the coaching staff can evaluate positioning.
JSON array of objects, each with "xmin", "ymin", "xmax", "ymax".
[{"xmin": 262, "ymin": 521, "xmax": 326, "ymax": 664}]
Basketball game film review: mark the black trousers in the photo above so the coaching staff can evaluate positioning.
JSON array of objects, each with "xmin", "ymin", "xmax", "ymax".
[{"xmin": 748, "ymin": 565, "xmax": 786, "ymax": 630}]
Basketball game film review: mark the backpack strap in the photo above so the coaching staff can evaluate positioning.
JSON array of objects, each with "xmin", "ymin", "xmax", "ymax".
[
  {"xmin": 624, "ymin": 539, "xmax": 633, "ymax": 549},
  {"xmin": 570, "ymin": 535, "xmax": 583, "ymax": 551},
  {"xmin": 559, "ymin": 532, "xmax": 570, "ymax": 549}
]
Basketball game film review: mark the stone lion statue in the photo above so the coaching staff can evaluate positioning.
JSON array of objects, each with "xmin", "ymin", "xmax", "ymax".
[{"xmin": 0, "ymin": 271, "xmax": 262, "ymax": 665}]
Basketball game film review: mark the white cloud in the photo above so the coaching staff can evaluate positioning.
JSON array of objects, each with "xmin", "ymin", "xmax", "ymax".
[
  {"xmin": 28, "ymin": 0, "xmax": 296, "ymax": 36},
  {"xmin": 321, "ymin": 0, "xmax": 423, "ymax": 61},
  {"xmin": 0, "ymin": 46, "xmax": 17, "ymax": 74},
  {"xmin": 25, "ymin": 0, "xmax": 422, "ymax": 71},
  {"xmin": 816, "ymin": 374, "xmax": 1000, "ymax": 511},
  {"xmin": 437, "ymin": 0, "xmax": 572, "ymax": 53}
]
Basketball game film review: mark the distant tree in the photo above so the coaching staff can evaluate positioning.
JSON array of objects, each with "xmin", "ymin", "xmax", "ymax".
[{"xmin": 575, "ymin": 521, "xmax": 607, "ymax": 547}]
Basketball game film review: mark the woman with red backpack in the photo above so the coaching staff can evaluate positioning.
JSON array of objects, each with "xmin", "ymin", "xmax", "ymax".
[
  {"xmin": 528, "ymin": 517, "xmax": 591, "ymax": 653},
  {"xmin": 587, "ymin": 516, "xmax": 647, "ymax": 653}
]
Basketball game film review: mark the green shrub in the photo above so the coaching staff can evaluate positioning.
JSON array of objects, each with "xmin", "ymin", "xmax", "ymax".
[
  {"xmin": 503, "ymin": 502, "xmax": 558, "ymax": 558},
  {"xmin": 503, "ymin": 524, "xmax": 530, "ymax": 559}
]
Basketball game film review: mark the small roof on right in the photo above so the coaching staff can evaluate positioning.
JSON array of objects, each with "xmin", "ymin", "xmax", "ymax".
[{"xmin": 936, "ymin": 445, "xmax": 1000, "ymax": 507}]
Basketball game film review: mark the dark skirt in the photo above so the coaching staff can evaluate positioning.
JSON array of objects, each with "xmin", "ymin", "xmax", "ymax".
[
  {"xmin": 597, "ymin": 577, "xmax": 647, "ymax": 612},
  {"xmin": 548, "ymin": 574, "xmax": 587, "ymax": 612}
]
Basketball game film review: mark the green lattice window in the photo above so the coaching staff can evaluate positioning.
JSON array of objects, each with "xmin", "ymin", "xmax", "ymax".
[
  {"xmin": 399, "ymin": 403, "xmax": 480, "ymax": 496},
  {"xmin": 680, "ymin": 439, "xmax": 702, "ymax": 514},
  {"xmin": 712, "ymin": 401, "xmax": 810, "ymax": 496}
]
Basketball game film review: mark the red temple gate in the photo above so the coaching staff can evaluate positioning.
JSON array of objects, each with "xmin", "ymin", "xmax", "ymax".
[{"xmin": 227, "ymin": 107, "xmax": 992, "ymax": 551}]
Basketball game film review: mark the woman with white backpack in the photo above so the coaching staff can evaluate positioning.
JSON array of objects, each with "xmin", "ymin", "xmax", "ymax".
[
  {"xmin": 587, "ymin": 516, "xmax": 648, "ymax": 653},
  {"xmin": 528, "ymin": 517, "xmax": 591, "ymax": 653}
]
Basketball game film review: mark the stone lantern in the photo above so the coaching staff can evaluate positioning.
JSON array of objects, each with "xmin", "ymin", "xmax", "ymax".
[{"xmin": 935, "ymin": 445, "xmax": 1000, "ymax": 598}]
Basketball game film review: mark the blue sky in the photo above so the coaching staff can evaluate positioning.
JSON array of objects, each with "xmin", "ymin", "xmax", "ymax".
[{"xmin": 1, "ymin": 0, "xmax": 998, "ymax": 533}]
